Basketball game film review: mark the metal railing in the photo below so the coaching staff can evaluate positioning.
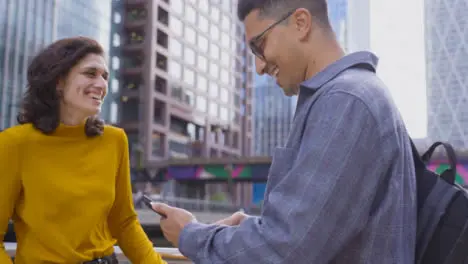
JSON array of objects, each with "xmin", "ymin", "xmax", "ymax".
[
  {"xmin": 134, "ymin": 194, "xmax": 262, "ymax": 215},
  {"xmin": 5, "ymin": 243, "xmax": 192, "ymax": 264}
]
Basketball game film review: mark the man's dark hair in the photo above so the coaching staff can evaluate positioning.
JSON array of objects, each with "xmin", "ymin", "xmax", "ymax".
[
  {"xmin": 237, "ymin": 0, "xmax": 330, "ymax": 28},
  {"xmin": 17, "ymin": 36, "xmax": 105, "ymax": 137}
]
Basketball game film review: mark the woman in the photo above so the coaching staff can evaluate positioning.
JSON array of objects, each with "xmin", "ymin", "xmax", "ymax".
[{"xmin": 0, "ymin": 37, "xmax": 165, "ymax": 263}]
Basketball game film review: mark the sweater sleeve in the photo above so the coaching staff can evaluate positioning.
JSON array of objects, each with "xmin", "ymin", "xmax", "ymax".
[
  {"xmin": 107, "ymin": 129, "xmax": 165, "ymax": 264},
  {"xmin": 0, "ymin": 129, "xmax": 22, "ymax": 263}
]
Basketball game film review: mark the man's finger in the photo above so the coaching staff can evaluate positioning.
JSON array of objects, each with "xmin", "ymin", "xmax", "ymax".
[{"xmin": 152, "ymin": 202, "xmax": 172, "ymax": 215}]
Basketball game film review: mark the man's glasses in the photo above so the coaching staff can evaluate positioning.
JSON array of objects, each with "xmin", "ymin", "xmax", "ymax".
[{"xmin": 249, "ymin": 10, "xmax": 295, "ymax": 61}]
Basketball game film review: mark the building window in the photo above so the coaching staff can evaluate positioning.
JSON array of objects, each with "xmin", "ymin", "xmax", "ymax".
[
  {"xmin": 183, "ymin": 68, "xmax": 195, "ymax": 85},
  {"xmin": 209, "ymin": 63, "xmax": 219, "ymax": 78},
  {"xmin": 185, "ymin": 4, "xmax": 196, "ymax": 24},
  {"xmin": 110, "ymin": 102, "xmax": 118, "ymax": 124},
  {"xmin": 170, "ymin": 0, "xmax": 184, "ymax": 14},
  {"xmin": 197, "ymin": 34, "xmax": 208, "ymax": 52},
  {"xmin": 220, "ymin": 51, "xmax": 229, "ymax": 67},
  {"xmin": 198, "ymin": 0, "xmax": 209, "ymax": 13},
  {"xmin": 121, "ymin": 97, "xmax": 139, "ymax": 122},
  {"xmin": 210, "ymin": 43, "xmax": 219, "ymax": 59},
  {"xmin": 184, "ymin": 47, "xmax": 195, "ymax": 65},
  {"xmin": 155, "ymin": 75, "xmax": 167, "ymax": 94},
  {"xmin": 198, "ymin": 14, "xmax": 209, "ymax": 33},
  {"xmin": 158, "ymin": 7, "xmax": 169, "ymax": 26},
  {"xmin": 197, "ymin": 75, "xmax": 208, "ymax": 92},
  {"xmin": 197, "ymin": 55, "xmax": 207, "ymax": 72},
  {"xmin": 152, "ymin": 132, "xmax": 164, "ymax": 157},
  {"xmin": 220, "ymin": 107, "xmax": 228, "ymax": 122},
  {"xmin": 221, "ymin": 88, "xmax": 229, "ymax": 103},
  {"xmin": 169, "ymin": 37, "xmax": 182, "ymax": 57},
  {"xmin": 113, "ymin": 12, "xmax": 122, "ymax": 24},
  {"xmin": 157, "ymin": 29, "xmax": 168, "ymax": 48},
  {"xmin": 111, "ymin": 78, "xmax": 119, "ymax": 93},
  {"xmin": 184, "ymin": 26, "xmax": 196, "ymax": 44},
  {"xmin": 169, "ymin": 15, "xmax": 183, "ymax": 36},
  {"xmin": 156, "ymin": 53, "xmax": 168, "ymax": 71},
  {"xmin": 209, "ymin": 81, "xmax": 219, "ymax": 98},
  {"xmin": 210, "ymin": 7, "xmax": 220, "ymax": 21},
  {"xmin": 169, "ymin": 61, "xmax": 181, "ymax": 78},
  {"xmin": 196, "ymin": 96, "xmax": 207, "ymax": 112},
  {"xmin": 210, "ymin": 24, "xmax": 219, "ymax": 40}
]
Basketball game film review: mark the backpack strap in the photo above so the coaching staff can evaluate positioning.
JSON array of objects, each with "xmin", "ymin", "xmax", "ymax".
[
  {"xmin": 421, "ymin": 142, "xmax": 457, "ymax": 184},
  {"xmin": 410, "ymin": 139, "xmax": 425, "ymax": 169}
]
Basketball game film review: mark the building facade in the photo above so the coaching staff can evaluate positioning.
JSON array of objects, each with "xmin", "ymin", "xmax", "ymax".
[
  {"xmin": 0, "ymin": 0, "xmax": 55, "ymax": 129},
  {"xmin": 425, "ymin": 0, "xmax": 468, "ymax": 149},
  {"xmin": 54, "ymin": 0, "xmax": 114, "ymax": 122},
  {"xmin": 253, "ymin": 74, "xmax": 294, "ymax": 156},
  {"xmin": 0, "ymin": 0, "xmax": 113, "ymax": 129},
  {"xmin": 114, "ymin": 0, "xmax": 254, "ymax": 167}
]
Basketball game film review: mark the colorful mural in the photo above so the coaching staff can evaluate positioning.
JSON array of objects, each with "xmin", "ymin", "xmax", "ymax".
[
  {"xmin": 427, "ymin": 162, "xmax": 468, "ymax": 185},
  {"xmin": 164, "ymin": 164, "xmax": 270, "ymax": 181},
  {"xmin": 155, "ymin": 161, "xmax": 467, "ymax": 186}
]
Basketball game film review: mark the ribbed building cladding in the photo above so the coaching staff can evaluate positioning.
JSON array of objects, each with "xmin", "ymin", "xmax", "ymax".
[{"xmin": 425, "ymin": 0, "xmax": 468, "ymax": 148}]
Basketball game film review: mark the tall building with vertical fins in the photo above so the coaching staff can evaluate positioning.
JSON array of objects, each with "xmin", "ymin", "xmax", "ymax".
[
  {"xmin": 425, "ymin": 0, "xmax": 468, "ymax": 149},
  {"xmin": 0, "ymin": 0, "xmax": 113, "ymax": 130}
]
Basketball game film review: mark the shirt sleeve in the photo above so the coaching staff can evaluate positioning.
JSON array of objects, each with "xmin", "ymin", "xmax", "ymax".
[
  {"xmin": 107, "ymin": 129, "xmax": 166, "ymax": 264},
  {"xmin": 0, "ymin": 129, "xmax": 22, "ymax": 264},
  {"xmin": 178, "ymin": 91, "xmax": 393, "ymax": 264}
]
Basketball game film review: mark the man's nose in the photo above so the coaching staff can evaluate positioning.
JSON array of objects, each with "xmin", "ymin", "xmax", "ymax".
[{"xmin": 255, "ymin": 56, "xmax": 267, "ymax": 75}]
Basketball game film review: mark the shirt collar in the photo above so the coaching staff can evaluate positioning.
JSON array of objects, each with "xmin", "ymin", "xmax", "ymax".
[{"xmin": 300, "ymin": 51, "xmax": 379, "ymax": 91}]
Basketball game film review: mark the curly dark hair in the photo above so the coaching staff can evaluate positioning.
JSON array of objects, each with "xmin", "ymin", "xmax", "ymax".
[{"xmin": 17, "ymin": 36, "xmax": 106, "ymax": 137}]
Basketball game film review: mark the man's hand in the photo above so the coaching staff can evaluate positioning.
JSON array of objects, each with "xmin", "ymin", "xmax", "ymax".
[
  {"xmin": 214, "ymin": 211, "xmax": 249, "ymax": 226},
  {"xmin": 152, "ymin": 203, "xmax": 196, "ymax": 247}
]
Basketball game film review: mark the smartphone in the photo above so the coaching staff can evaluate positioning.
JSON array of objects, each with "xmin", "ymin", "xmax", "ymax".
[{"xmin": 142, "ymin": 195, "xmax": 167, "ymax": 218}]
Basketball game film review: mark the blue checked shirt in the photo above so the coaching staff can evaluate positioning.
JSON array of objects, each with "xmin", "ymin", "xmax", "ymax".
[{"xmin": 178, "ymin": 52, "xmax": 417, "ymax": 264}]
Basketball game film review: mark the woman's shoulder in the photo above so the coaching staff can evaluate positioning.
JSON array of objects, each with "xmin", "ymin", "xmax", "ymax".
[
  {"xmin": 0, "ymin": 124, "xmax": 35, "ymax": 146},
  {"xmin": 102, "ymin": 124, "xmax": 127, "ymax": 140},
  {"xmin": 1, "ymin": 123, "xmax": 36, "ymax": 137}
]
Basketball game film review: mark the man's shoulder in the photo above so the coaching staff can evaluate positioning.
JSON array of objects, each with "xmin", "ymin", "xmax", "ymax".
[{"xmin": 326, "ymin": 68, "xmax": 402, "ymax": 127}]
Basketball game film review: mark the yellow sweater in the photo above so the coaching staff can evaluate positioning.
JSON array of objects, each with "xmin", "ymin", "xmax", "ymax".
[{"xmin": 0, "ymin": 123, "xmax": 165, "ymax": 263}]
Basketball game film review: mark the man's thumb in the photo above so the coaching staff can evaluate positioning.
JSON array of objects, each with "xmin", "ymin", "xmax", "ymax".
[{"xmin": 152, "ymin": 202, "xmax": 171, "ymax": 214}]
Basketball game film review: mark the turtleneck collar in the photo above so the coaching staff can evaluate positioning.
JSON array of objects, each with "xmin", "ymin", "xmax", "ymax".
[{"xmin": 52, "ymin": 122, "xmax": 88, "ymax": 138}]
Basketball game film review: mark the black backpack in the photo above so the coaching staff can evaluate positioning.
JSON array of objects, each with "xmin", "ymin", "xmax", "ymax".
[{"xmin": 412, "ymin": 140, "xmax": 468, "ymax": 263}]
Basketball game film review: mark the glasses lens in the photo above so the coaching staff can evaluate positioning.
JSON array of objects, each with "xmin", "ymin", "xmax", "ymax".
[{"xmin": 250, "ymin": 42, "xmax": 264, "ymax": 60}]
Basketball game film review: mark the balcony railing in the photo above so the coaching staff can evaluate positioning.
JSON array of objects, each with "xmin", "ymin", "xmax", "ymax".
[
  {"xmin": 5, "ymin": 243, "xmax": 192, "ymax": 263},
  {"xmin": 134, "ymin": 195, "xmax": 262, "ymax": 215}
]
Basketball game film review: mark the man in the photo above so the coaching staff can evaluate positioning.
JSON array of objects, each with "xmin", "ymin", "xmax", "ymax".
[{"xmin": 153, "ymin": 0, "xmax": 417, "ymax": 263}]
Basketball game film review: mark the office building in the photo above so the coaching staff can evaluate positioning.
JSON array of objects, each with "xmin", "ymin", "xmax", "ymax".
[
  {"xmin": 425, "ymin": 0, "xmax": 468, "ymax": 149},
  {"xmin": 114, "ymin": 0, "xmax": 254, "ymax": 167},
  {"xmin": 0, "ymin": 0, "xmax": 55, "ymax": 129},
  {"xmin": 253, "ymin": 74, "xmax": 294, "ymax": 156},
  {"xmin": 0, "ymin": 0, "xmax": 113, "ymax": 129},
  {"xmin": 54, "ymin": 0, "xmax": 114, "ymax": 123}
]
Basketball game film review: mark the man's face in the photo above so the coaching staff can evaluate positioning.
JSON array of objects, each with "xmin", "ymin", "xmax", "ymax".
[{"xmin": 244, "ymin": 9, "xmax": 309, "ymax": 96}]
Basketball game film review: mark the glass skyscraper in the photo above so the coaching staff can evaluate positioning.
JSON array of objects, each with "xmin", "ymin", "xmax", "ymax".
[
  {"xmin": 0, "ymin": 0, "xmax": 113, "ymax": 130},
  {"xmin": 0, "ymin": 0, "xmax": 55, "ymax": 129},
  {"xmin": 425, "ymin": 0, "xmax": 468, "ymax": 148}
]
